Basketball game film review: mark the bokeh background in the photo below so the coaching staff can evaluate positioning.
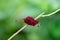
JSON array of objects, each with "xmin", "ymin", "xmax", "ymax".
[{"xmin": 0, "ymin": 0, "xmax": 60, "ymax": 40}]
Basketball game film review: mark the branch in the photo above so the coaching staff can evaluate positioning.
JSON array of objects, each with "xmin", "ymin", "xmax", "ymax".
[
  {"xmin": 8, "ymin": 9, "xmax": 60, "ymax": 40},
  {"xmin": 8, "ymin": 24, "xmax": 28, "ymax": 40},
  {"xmin": 41, "ymin": 9, "xmax": 60, "ymax": 17}
]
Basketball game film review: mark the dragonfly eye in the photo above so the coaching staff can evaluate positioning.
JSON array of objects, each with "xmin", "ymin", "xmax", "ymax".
[{"xmin": 23, "ymin": 16, "xmax": 39, "ymax": 26}]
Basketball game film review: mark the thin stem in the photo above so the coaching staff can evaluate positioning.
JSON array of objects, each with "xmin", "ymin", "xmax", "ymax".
[
  {"xmin": 41, "ymin": 9, "xmax": 60, "ymax": 17},
  {"xmin": 35, "ymin": 12, "xmax": 45, "ymax": 20},
  {"xmin": 8, "ymin": 9, "xmax": 60, "ymax": 40},
  {"xmin": 8, "ymin": 24, "xmax": 28, "ymax": 40}
]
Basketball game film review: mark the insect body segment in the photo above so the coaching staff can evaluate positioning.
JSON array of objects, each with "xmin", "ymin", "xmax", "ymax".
[{"xmin": 23, "ymin": 16, "xmax": 39, "ymax": 26}]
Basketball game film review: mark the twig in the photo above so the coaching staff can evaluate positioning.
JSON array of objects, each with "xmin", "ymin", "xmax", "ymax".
[
  {"xmin": 35, "ymin": 12, "xmax": 45, "ymax": 20},
  {"xmin": 8, "ymin": 24, "xmax": 28, "ymax": 40},
  {"xmin": 8, "ymin": 9, "xmax": 60, "ymax": 40},
  {"xmin": 41, "ymin": 9, "xmax": 60, "ymax": 17}
]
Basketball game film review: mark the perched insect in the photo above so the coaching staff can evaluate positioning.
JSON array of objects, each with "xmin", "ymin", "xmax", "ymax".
[{"xmin": 23, "ymin": 16, "xmax": 40, "ymax": 26}]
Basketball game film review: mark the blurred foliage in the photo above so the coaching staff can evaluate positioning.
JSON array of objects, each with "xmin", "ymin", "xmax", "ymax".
[{"xmin": 0, "ymin": 0, "xmax": 60, "ymax": 40}]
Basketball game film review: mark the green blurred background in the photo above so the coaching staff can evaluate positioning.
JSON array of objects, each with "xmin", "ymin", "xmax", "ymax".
[{"xmin": 0, "ymin": 0, "xmax": 60, "ymax": 40}]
